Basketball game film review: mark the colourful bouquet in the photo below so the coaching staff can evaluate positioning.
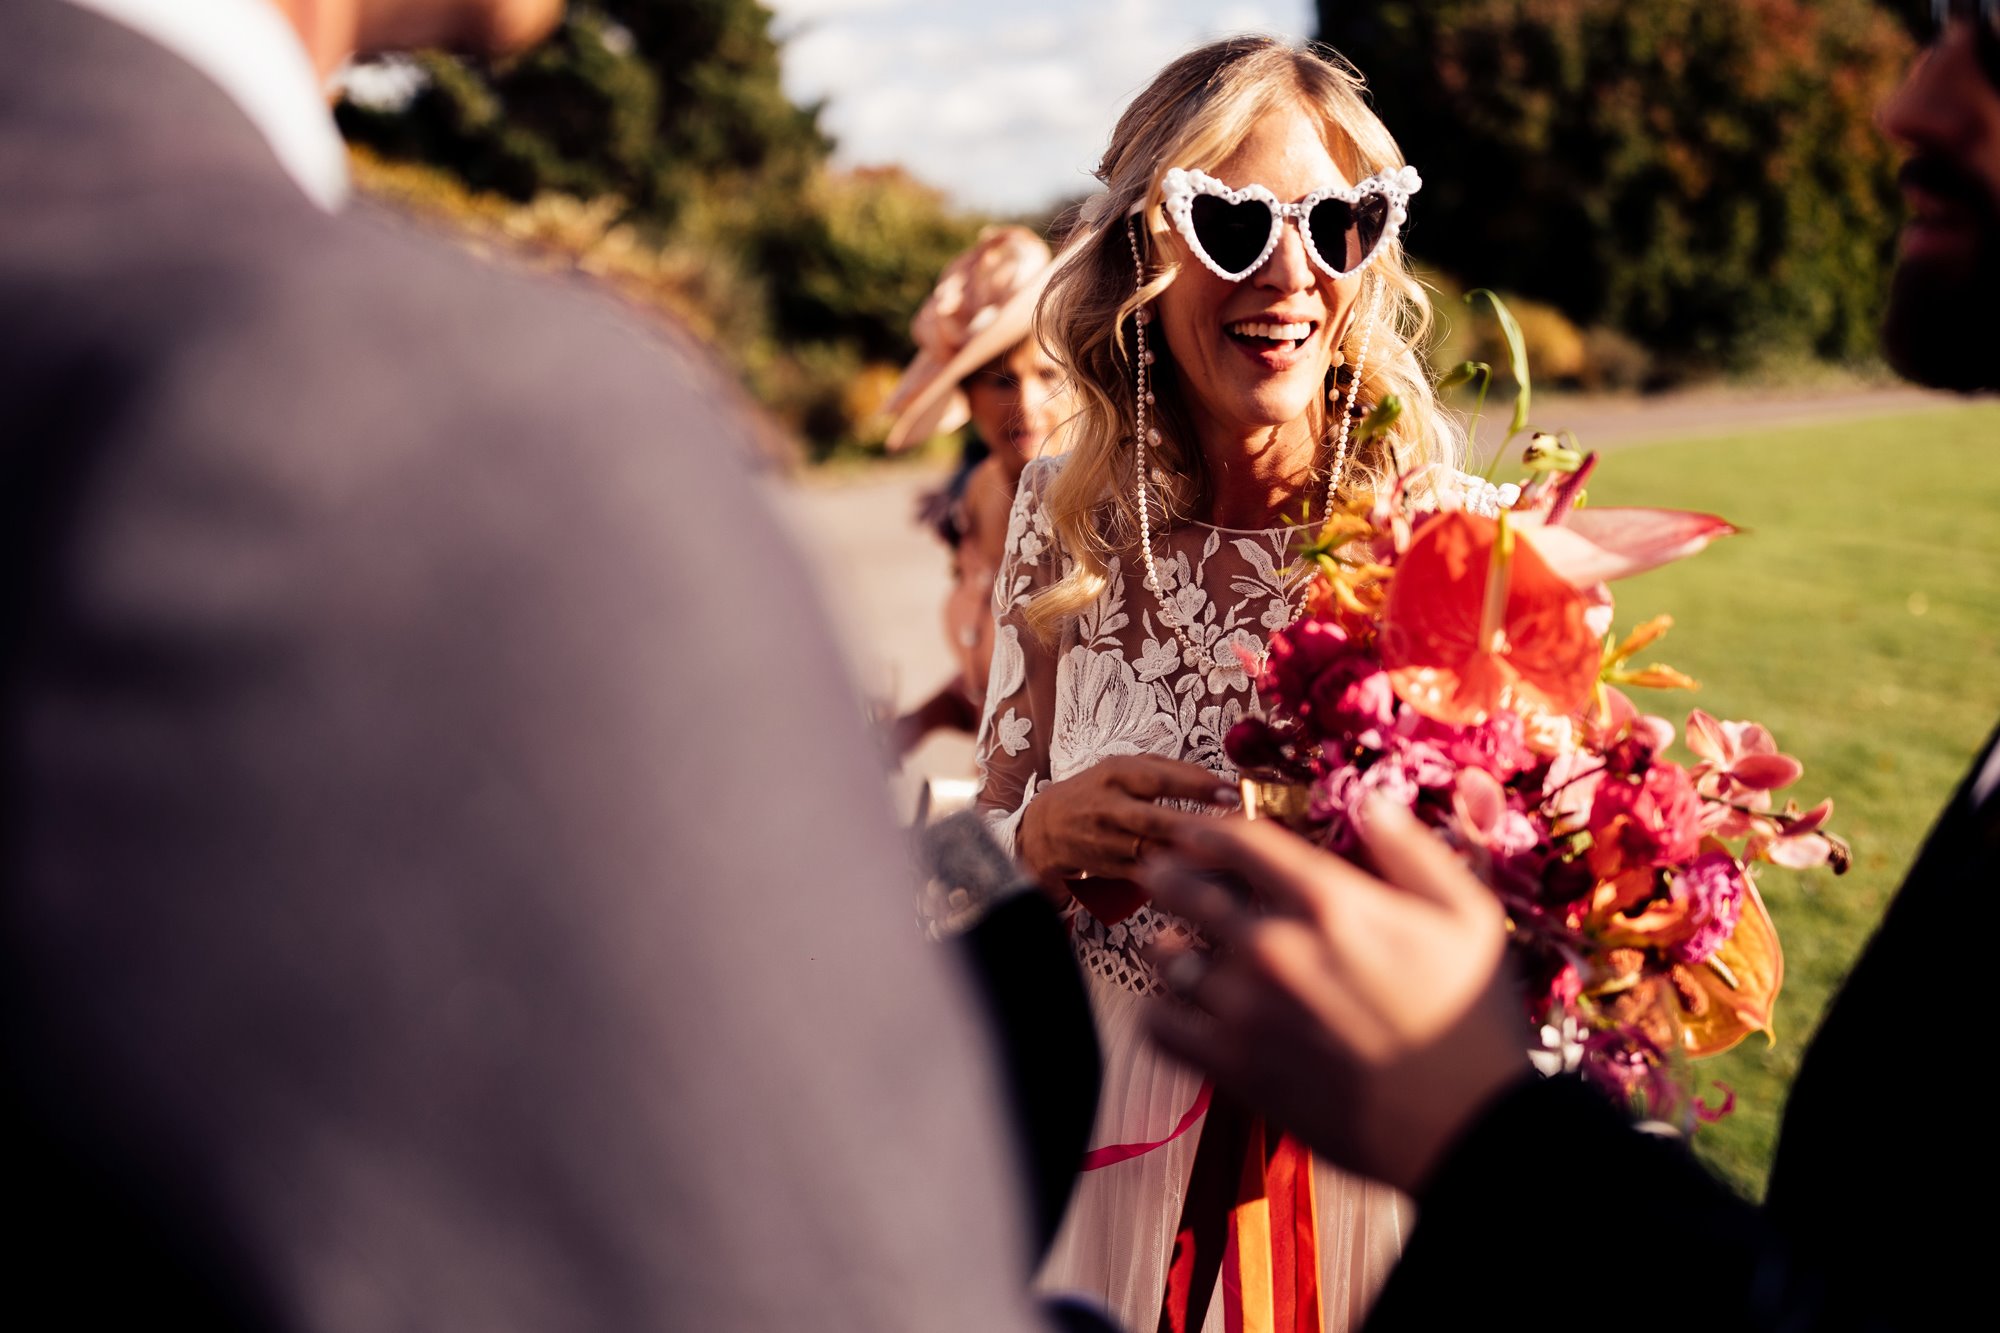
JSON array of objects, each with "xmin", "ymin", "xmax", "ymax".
[{"xmin": 1226, "ymin": 297, "xmax": 1848, "ymax": 1125}]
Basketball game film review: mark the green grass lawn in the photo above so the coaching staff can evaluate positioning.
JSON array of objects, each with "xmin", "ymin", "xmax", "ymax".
[{"xmin": 1569, "ymin": 403, "xmax": 2000, "ymax": 1199}]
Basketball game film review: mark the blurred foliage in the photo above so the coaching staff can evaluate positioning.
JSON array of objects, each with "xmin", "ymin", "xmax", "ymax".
[
  {"xmin": 338, "ymin": 1, "xmax": 824, "ymax": 219},
  {"xmin": 338, "ymin": 1, "xmax": 985, "ymax": 459},
  {"xmin": 1319, "ymin": 1, "xmax": 1915, "ymax": 371},
  {"xmin": 1422, "ymin": 269, "xmax": 1653, "ymax": 393}
]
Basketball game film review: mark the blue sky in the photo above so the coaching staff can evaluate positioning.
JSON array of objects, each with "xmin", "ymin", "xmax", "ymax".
[{"xmin": 765, "ymin": 0, "xmax": 1316, "ymax": 214}]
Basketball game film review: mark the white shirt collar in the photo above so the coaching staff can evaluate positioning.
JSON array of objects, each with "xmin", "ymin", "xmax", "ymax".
[{"xmin": 63, "ymin": 0, "xmax": 350, "ymax": 212}]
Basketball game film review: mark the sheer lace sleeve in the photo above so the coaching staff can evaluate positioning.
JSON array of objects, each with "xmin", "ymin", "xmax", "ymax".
[{"xmin": 973, "ymin": 457, "xmax": 1067, "ymax": 858}]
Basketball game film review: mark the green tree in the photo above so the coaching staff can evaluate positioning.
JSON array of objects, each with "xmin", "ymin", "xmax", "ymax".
[
  {"xmin": 337, "ymin": 1, "xmax": 826, "ymax": 222},
  {"xmin": 338, "ymin": 1, "xmax": 991, "ymax": 458},
  {"xmin": 1317, "ymin": 1, "xmax": 1913, "ymax": 368}
]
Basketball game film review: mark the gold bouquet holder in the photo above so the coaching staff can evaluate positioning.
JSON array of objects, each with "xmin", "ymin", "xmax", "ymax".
[{"xmin": 1239, "ymin": 776, "xmax": 1314, "ymax": 826}]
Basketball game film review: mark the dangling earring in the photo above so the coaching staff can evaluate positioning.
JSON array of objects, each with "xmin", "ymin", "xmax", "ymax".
[
  {"xmin": 1325, "ymin": 283, "xmax": 1379, "ymax": 505},
  {"xmin": 1128, "ymin": 216, "xmax": 1212, "ymax": 665},
  {"xmin": 1128, "ymin": 217, "xmax": 1165, "ymax": 591}
]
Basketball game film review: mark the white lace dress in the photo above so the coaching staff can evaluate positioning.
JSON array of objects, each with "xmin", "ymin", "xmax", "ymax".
[{"xmin": 976, "ymin": 456, "xmax": 1509, "ymax": 1331}]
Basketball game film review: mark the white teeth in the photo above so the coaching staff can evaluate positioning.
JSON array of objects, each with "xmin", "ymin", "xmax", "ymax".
[{"xmin": 1229, "ymin": 320, "xmax": 1314, "ymax": 342}]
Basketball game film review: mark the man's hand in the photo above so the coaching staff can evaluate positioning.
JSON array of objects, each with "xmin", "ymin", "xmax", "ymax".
[{"xmin": 1138, "ymin": 799, "xmax": 1532, "ymax": 1196}]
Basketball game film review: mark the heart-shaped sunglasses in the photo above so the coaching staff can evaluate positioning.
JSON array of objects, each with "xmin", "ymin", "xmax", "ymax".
[{"xmin": 1148, "ymin": 164, "xmax": 1423, "ymax": 283}]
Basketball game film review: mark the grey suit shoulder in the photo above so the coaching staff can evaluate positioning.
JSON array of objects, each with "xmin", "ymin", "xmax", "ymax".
[{"xmin": 3, "ymin": 3, "xmax": 1054, "ymax": 1329}]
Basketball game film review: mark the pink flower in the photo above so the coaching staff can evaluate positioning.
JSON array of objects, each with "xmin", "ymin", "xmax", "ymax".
[
  {"xmin": 1446, "ymin": 767, "xmax": 1558, "ymax": 906},
  {"xmin": 1310, "ymin": 760, "xmax": 1420, "ymax": 852},
  {"xmin": 1745, "ymin": 799, "xmax": 1847, "ymax": 872},
  {"xmin": 1452, "ymin": 768, "xmax": 1543, "ymax": 861},
  {"xmin": 1664, "ymin": 852, "xmax": 1749, "ymax": 966},
  {"xmin": 1260, "ymin": 620, "xmax": 1355, "ymax": 715},
  {"xmin": 1631, "ymin": 714, "xmax": 1677, "ymax": 757},
  {"xmin": 1400, "ymin": 710, "xmax": 1538, "ymax": 782},
  {"xmin": 1686, "ymin": 709, "xmax": 1803, "ymax": 801},
  {"xmin": 1514, "ymin": 940, "xmax": 1583, "ymax": 1025},
  {"xmin": 1541, "ymin": 749, "xmax": 1607, "ymax": 833},
  {"xmin": 1586, "ymin": 760, "xmax": 1706, "ymax": 878},
  {"xmin": 1579, "ymin": 1027, "xmax": 1677, "ymax": 1121},
  {"xmin": 1514, "ymin": 499, "xmax": 1739, "ymax": 587},
  {"xmin": 1303, "ymin": 652, "xmax": 1398, "ymax": 749},
  {"xmin": 1534, "ymin": 959, "xmax": 1583, "ymax": 1020},
  {"xmin": 1395, "ymin": 734, "xmax": 1460, "ymax": 790},
  {"xmin": 1225, "ymin": 716, "xmax": 1288, "ymax": 773}
]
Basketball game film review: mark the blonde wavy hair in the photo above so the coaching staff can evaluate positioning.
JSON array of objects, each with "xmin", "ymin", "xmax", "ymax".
[{"xmin": 1025, "ymin": 36, "xmax": 1459, "ymax": 640}]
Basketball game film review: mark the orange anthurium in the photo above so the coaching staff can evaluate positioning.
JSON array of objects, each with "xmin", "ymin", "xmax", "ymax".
[
  {"xmin": 1380, "ymin": 511, "xmax": 1600, "ymax": 727},
  {"xmin": 1676, "ymin": 880, "xmax": 1784, "ymax": 1058}
]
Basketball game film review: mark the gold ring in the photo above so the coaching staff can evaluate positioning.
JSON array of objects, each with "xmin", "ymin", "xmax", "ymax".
[{"xmin": 1132, "ymin": 834, "xmax": 1145, "ymax": 861}]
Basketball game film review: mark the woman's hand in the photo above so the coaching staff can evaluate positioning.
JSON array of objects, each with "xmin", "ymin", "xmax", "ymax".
[
  {"xmin": 1136, "ymin": 799, "xmax": 1530, "ymax": 1197},
  {"xmin": 1017, "ymin": 755, "xmax": 1240, "ymax": 886}
]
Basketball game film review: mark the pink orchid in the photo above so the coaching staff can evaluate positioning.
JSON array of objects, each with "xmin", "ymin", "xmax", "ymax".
[
  {"xmin": 1309, "ymin": 761, "xmax": 1420, "ymax": 854},
  {"xmin": 1451, "ymin": 767, "xmax": 1542, "ymax": 860},
  {"xmin": 1745, "ymin": 798, "xmax": 1846, "ymax": 871},
  {"xmin": 1541, "ymin": 748, "xmax": 1607, "ymax": 833},
  {"xmin": 1686, "ymin": 709, "xmax": 1803, "ymax": 801}
]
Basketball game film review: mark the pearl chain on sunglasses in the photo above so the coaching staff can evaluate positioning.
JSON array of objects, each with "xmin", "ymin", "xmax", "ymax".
[{"xmin": 1124, "ymin": 217, "xmax": 1379, "ymax": 685}]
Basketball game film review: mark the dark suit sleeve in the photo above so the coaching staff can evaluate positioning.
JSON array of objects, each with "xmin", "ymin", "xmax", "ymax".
[
  {"xmin": 958, "ymin": 891, "xmax": 1101, "ymax": 1261},
  {"xmin": 1366, "ymin": 1076, "xmax": 1854, "ymax": 1333}
]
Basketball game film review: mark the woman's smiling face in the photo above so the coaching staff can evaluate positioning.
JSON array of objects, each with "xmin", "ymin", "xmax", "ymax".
[{"xmin": 1153, "ymin": 105, "xmax": 1367, "ymax": 449}]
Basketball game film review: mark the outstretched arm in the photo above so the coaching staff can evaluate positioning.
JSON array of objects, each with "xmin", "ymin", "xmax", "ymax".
[{"xmin": 1138, "ymin": 809, "xmax": 1851, "ymax": 1331}]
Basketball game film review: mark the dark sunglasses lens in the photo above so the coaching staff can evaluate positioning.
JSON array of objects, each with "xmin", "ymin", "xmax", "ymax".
[
  {"xmin": 1308, "ymin": 192, "xmax": 1389, "ymax": 274},
  {"xmin": 1190, "ymin": 194, "xmax": 1276, "ymax": 275}
]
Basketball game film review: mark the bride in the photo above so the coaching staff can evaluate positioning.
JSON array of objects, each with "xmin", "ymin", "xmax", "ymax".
[{"xmin": 974, "ymin": 36, "xmax": 1499, "ymax": 1333}]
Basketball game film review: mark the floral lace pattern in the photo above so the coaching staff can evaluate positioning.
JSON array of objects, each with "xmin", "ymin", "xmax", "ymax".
[{"xmin": 975, "ymin": 456, "xmax": 1506, "ymax": 994}]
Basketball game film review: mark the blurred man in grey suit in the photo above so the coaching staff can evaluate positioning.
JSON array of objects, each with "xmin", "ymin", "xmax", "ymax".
[{"xmin": 1, "ymin": 1, "xmax": 1076, "ymax": 1327}]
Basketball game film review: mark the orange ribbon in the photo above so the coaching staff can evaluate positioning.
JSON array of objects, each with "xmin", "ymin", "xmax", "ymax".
[{"xmin": 1158, "ymin": 1096, "xmax": 1322, "ymax": 1333}]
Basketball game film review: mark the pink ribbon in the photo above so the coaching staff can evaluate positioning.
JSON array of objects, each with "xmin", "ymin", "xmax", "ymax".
[{"xmin": 1080, "ymin": 1081, "xmax": 1214, "ymax": 1171}]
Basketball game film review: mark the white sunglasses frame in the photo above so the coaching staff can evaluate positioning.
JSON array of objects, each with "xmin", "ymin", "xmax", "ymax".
[{"xmin": 1144, "ymin": 164, "xmax": 1423, "ymax": 283}]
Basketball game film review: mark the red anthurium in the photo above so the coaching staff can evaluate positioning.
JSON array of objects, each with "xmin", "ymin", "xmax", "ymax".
[{"xmin": 1380, "ymin": 511, "xmax": 1600, "ymax": 727}]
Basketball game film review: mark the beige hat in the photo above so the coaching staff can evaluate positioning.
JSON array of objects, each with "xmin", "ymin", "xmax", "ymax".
[{"xmin": 881, "ymin": 225, "xmax": 1055, "ymax": 452}]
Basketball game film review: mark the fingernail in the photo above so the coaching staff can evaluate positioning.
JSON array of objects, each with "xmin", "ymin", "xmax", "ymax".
[{"xmin": 1212, "ymin": 785, "xmax": 1242, "ymax": 808}]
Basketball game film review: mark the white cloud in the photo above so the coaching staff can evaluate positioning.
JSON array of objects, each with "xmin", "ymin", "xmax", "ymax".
[
  {"xmin": 765, "ymin": 0, "xmax": 1316, "ymax": 212},
  {"xmin": 769, "ymin": 0, "xmax": 910, "ymax": 21}
]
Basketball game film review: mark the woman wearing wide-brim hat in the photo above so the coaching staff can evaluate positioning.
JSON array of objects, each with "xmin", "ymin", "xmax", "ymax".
[{"xmin": 882, "ymin": 224, "xmax": 1070, "ymax": 759}]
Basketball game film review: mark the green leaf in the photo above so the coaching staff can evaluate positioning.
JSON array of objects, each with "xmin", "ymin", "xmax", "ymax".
[
  {"xmin": 1467, "ymin": 289, "xmax": 1531, "ymax": 438},
  {"xmin": 1355, "ymin": 394, "xmax": 1403, "ymax": 445},
  {"xmin": 1437, "ymin": 360, "xmax": 1490, "ymax": 392}
]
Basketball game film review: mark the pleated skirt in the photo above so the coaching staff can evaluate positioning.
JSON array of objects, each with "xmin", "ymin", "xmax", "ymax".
[{"xmin": 1035, "ymin": 967, "xmax": 1411, "ymax": 1333}]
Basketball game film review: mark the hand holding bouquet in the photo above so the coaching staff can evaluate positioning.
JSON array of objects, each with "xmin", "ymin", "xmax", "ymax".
[{"xmin": 1226, "ymin": 299, "xmax": 1848, "ymax": 1124}]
